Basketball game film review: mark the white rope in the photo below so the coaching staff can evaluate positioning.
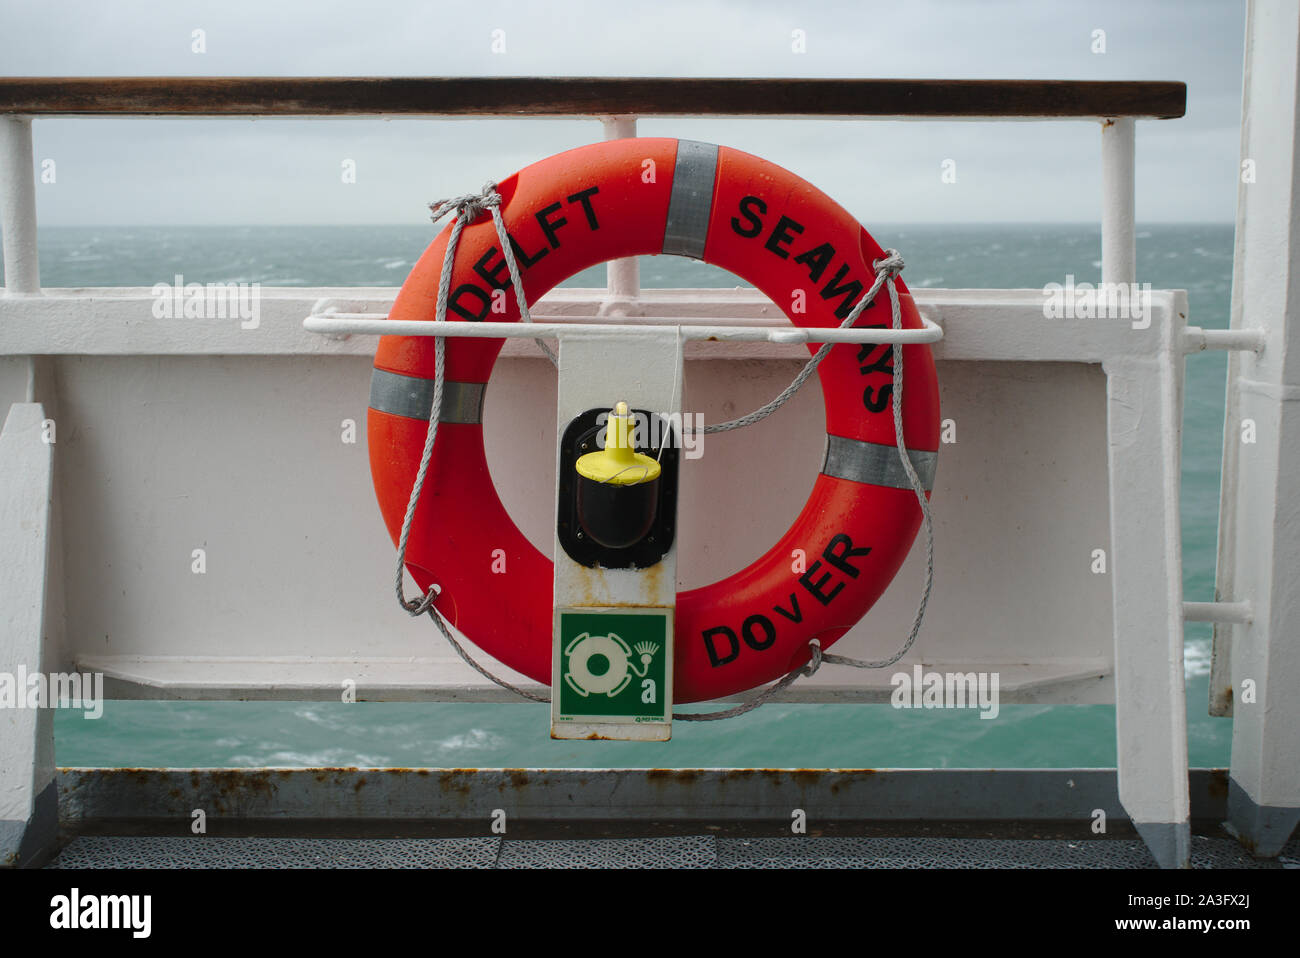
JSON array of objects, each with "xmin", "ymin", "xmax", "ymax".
[
  {"xmin": 394, "ymin": 183, "xmax": 553, "ymax": 617},
  {"xmin": 426, "ymin": 599, "xmax": 549, "ymax": 703},
  {"xmin": 392, "ymin": 194, "xmax": 934, "ymax": 720},
  {"xmin": 675, "ymin": 251, "xmax": 935, "ymax": 720},
  {"xmin": 672, "ymin": 640, "xmax": 825, "ymax": 722},
  {"xmin": 820, "ymin": 256, "xmax": 934, "ymax": 671},
  {"xmin": 697, "ymin": 249, "xmax": 904, "ymax": 435}
]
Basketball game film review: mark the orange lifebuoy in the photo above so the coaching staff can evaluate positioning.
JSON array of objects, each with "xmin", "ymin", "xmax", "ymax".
[{"xmin": 368, "ymin": 138, "xmax": 940, "ymax": 703}]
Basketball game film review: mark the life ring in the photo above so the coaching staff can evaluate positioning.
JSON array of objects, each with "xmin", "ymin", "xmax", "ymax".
[{"xmin": 368, "ymin": 138, "xmax": 940, "ymax": 703}]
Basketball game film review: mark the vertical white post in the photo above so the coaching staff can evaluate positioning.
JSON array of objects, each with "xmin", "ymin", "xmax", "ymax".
[
  {"xmin": 1218, "ymin": 0, "xmax": 1300, "ymax": 857},
  {"xmin": 1101, "ymin": 111, "xmax": 1190, "ymax": 867},
  {"xmin": 601, "ymin": 116, "xmax": 639, "ymax": 304},
  {"xmin": 1103, "ymin": 295, "xmax": 1192, "ymax": 868},
  {"xmin": 1209, "ymin": 92, "xmax": 1254, "ymax": 719},
  {"xmin": 0, "ymin": 116, "xmax": 40, "ymax": 294},
  {"xmin": 0, "ymin": 116, "xmax": 54, "ymax": 866},
  {"xmin": 0, "ymin": 404, "xmax": 57, "ymax": 867},
  {"xmin": 1101, "ymin": 117, "xmax": 1136, "ymax": 285}
]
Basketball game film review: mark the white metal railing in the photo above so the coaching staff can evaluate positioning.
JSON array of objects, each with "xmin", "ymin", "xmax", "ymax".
[
  {"xmin": 0, "ymin": 116, "xmax": 39, "ymax": 293},
  {"xmin": 0, "ymin": 100, "xmax": 1154, "ymax": 303}
]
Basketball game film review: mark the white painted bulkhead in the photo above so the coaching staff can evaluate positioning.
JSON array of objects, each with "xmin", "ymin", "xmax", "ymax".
[{"xmin": 0, "ymin": 287, "xmax": 1149, "ymax": 705}]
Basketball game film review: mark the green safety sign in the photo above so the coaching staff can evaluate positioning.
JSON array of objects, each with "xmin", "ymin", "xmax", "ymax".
[{"xmin": 553, "ymin": 607, "xmax": 672, "ymax": 727}]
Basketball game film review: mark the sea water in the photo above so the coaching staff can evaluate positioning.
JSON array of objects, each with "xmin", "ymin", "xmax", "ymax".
[{"xmin": 20, "ymin": 222, "xmax": 1233, "ymax": 769}]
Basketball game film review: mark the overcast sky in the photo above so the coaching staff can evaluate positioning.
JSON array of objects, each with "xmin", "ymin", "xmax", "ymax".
[{"xmin": 0, "ymin": 0, "xmax": 1246, "ymax": 225}]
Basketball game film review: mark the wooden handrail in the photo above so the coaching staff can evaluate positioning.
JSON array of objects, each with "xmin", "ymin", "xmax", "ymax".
[{"xmin": 0, "ymin": 77, "xmax": 1186, "ymax": 119}]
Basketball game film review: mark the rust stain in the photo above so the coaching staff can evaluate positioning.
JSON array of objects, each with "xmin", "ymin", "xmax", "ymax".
[
  {"xmin": 353, "ymin": 776, "xmax": 367, "ymax": 793},
  {"xmin": 789, "ymin": 769, "xmax": 825, "ymax": 786},
  {"xmin": 204, "ymin": 768, "xmax": 278, "ymax": 800},
  {"xmin": 437, "ymin": 769, "xmax": 477, "ymax": 797},
  {"xmin": 113, "ymin": 768, "xmax": 159, "ymax": 786},
  {"xmin": 646, "ymin": 769, "xmax": 699, "ymax": 783},
  {"xmin": 572, "ymin": 565, "xmax": 609, "ymax": 607},
  {"xmin": 640, "ymin": 561, "xmax": 664, "ymax": 599},
  {"xmin": 569, "ymin": 563, "xmax": 666, "ymax": 609},
  {"xmin": 640, "ymin": 768, "xmax": 876, "ymax": 786}
]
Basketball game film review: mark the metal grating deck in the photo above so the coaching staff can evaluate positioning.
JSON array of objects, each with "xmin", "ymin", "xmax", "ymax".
[{"xmin": 47, "ymin": 834, "xmax": 1300, "ymax": 869}]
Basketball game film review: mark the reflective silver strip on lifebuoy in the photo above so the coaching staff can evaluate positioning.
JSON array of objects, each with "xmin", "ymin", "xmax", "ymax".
[
  {"xmin": 822, "ymin": 434, "xmax": 938, "ymax": 491},
  {"xmin": 662, "ymin": 140, "xmax": 719, "ymax": 260},
  {"xmin": 369, "ymin": 368, "xmax": 486, "ymax": 424}
]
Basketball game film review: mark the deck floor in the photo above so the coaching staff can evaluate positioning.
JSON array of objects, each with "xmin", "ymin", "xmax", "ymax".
[{"xmin": 46, "ymin": 834, "xmax": 1300, "ymax": 869}]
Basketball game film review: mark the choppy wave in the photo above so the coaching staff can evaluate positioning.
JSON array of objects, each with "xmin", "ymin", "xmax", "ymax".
[{"xmin": 1184, "ymin": 637, "xmax": 1213, "ymax": 678}]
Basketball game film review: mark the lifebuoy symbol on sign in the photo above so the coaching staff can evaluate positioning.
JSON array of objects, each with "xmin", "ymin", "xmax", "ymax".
[{"xmin": 563, "ymin": 632, "xmax": 659, "ymax": 698}]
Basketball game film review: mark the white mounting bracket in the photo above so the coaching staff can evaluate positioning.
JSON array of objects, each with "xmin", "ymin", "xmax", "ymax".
[
  {"xmin": 550, "ymin": 327, "xmax": 683, "ymax": 741},
  {"xmin": 302, "ymin": 313, "xmax": 945, "ymax": 347}
]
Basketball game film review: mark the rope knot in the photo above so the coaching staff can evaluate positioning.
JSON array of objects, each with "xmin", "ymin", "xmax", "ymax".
[
  {"xmin": 873, "ymin": 249, "xmax": 905, "ymax": 276},
  {"xmin": 805, "ymin": 638, "xmax": 824, "ymax": 676},
  {"xmin": 429, "ymin": 182, "xmax": 502, "ymax": 225},
  {"xmin": 401, "ymin": 583, "xmax": 440, "ymax": 617}
]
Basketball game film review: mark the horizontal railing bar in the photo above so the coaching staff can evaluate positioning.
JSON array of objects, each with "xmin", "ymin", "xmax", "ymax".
[
  {"xmin": 0, "ymin": 77, "xmax": 1187, "ymax": 119},
  {"xmin": 1183, "ymin": 326, "xmax": 1267, "ymax": 353},
  {"xmin": 1183, "ymin": 601, "xmax": 1253, "ymax": 625},
  {"xmin": 303, "ymin": 314, "xmax": 945, "ymax": 344},
  {"xmin": 0, "ymin": 287, "xmax": 1185, "ymax": 361}
]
